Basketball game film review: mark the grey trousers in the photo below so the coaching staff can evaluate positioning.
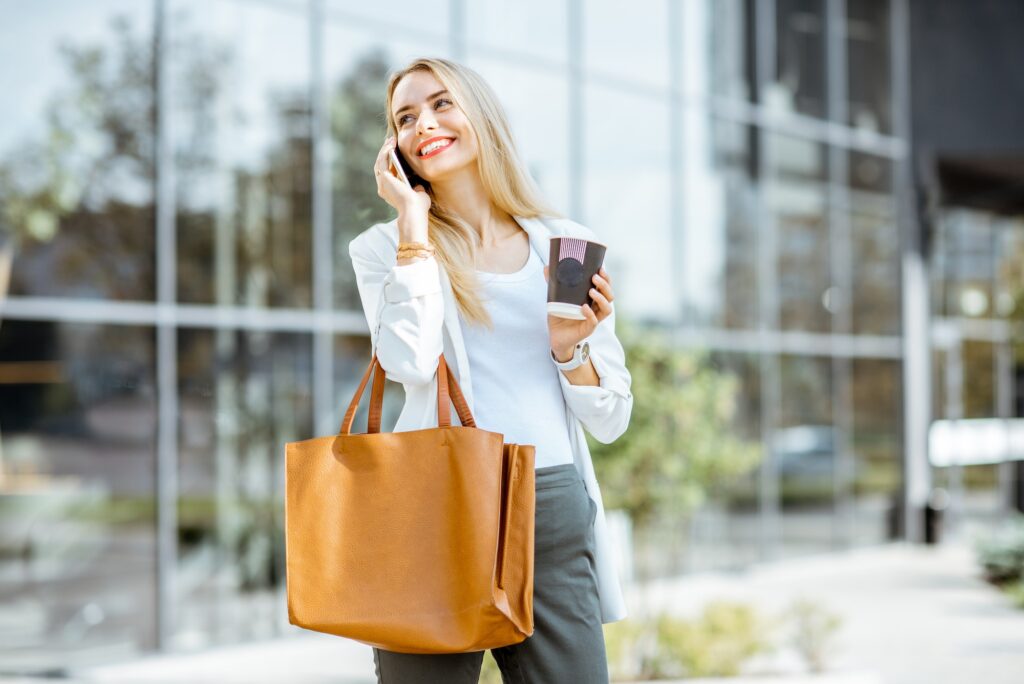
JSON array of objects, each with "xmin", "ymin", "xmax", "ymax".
[{"xmin": 372, "ymin": 463, "xmax": 609, "ymax": 683}]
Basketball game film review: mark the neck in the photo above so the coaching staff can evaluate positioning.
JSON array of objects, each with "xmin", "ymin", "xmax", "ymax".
[{"xmin": 430, "ymin": 170, "xmax": 519, "ymax": 247}]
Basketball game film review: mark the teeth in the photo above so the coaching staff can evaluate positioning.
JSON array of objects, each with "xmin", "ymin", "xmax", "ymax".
[{"xmin": 420, "ymin": 139, "xmax": 452, "ymax": 156}]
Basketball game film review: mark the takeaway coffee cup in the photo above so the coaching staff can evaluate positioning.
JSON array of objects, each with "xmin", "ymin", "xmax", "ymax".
[{"xmin": 546, "ymin": 237, "xmax": 607, "ymax": 320}]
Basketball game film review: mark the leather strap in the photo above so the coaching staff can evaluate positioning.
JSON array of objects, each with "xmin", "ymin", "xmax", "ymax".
[{"xmin": 339, "ymin": 353, "xmax": 476, "ymax": 434}]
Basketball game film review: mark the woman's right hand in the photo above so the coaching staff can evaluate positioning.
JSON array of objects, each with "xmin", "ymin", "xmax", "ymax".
[{"xmin": 375, "ymin": 136, "xmax": 431, "ymax": 231}]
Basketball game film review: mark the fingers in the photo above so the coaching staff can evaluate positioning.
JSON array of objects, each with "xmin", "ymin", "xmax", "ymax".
[
  {"xmin": 543, "ymin": 265, "xmax": 548, "ymax": 282},
  {"xmin": 591, "ymin": 271, "xmax": 614, "ymax": 303},
  {"xmin": 581, "ymin": 303, "xmax": 600, "ymax": 326},
  {"xmin": 375, "ymin": 136, "xmax": 399, "ymax": 181},
  {"xmin": 589, "ymin": 286, "xmax": 612, "ymax": 320}
]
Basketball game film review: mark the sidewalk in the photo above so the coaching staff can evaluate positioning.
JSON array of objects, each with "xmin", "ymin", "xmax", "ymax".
[{"xmin": 11, "ymin": 541, "xmax": 1020, "ymax": 683}]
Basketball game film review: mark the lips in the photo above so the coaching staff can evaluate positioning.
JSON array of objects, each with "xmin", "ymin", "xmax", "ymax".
[{"xmin": 417, "ymin": 137, "xmax": 455, "ymax": 158}]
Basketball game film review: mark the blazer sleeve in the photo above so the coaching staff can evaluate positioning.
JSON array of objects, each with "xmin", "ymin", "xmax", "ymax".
[
  {"xmin": 555, "ymin": 301, "xmax": 634, "ymax": 444},
  {"xmin": 552, "ymin": 222, "xmax": 634, "ymax": 444},
  {"xmin": 348, "ymin": 227, "xmax": 444, "ymax": 386}
]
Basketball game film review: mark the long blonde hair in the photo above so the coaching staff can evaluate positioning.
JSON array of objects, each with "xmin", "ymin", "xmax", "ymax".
[{"xmin": 384, "ymin": 57, "xmax": 564, "ymax": 329}]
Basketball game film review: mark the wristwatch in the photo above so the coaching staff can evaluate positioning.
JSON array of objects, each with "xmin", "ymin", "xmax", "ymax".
[{"xmin": 551, "ymin": 340, "xmax": 590, "ymax": 371}]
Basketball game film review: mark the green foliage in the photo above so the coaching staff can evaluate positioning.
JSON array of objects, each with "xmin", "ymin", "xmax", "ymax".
[
  {"xmin": 479, "ymin": 650, "xmax": 502, "ymax": 683},
  {"xmin": 587, "ymin": 319, "xmax": 762, "ymax": 530},
  {"xmin": 786, "ymin": 597, "xmax": 842, "ymax": 673},
  {"xmin": 1005, "ymin": 580, "xmax": 1024, "ymax": 610},
  {"xmin": 605, "ymin": 601, "xmax": 773, "ymax": 680},
  {"xmin": 974, "ymin": 515, "xmax": 1024, "ymax": 585}
]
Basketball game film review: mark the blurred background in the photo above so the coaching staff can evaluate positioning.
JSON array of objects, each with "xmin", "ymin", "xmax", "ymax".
[{"xmin": 1, "ymin": 0, "xmax": 1022, "ymax": 682}]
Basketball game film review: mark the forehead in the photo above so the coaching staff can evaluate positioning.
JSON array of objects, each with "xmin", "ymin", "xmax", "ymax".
[{"xmin": 392, "ymin": 71, "xmax": 446, "ymax": 112}]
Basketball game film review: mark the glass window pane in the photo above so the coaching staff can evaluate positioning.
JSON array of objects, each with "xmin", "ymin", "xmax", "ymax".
[
  {"xmin": 995, "ymin": 216, "xmax": 1024, "ymax": 321},
  {"xmin": 846, "ymin": 0, "xmax": 892, "ymax": 133},
  {"xmin": 681, "ymin": 0, "xmax": 754, "ymax": 102},
  {"xmin": 686, "ymin": 352, "xmax": 763, "ymax": 571},
  {"xmin": 941, "ymin": 208, "xmax": 996, "ymax": 319},
  {"xmin": 1, "ymin": 2, "xmax": 156, "ymax": 301},
  {"xmin": 852, "ymin": 358, "xmax": 901, "ymax": 546},
  {"xmin": 467, "ymin": 59, "xmax": 571, "ymax": 215},
  {"xmin": 777, "ymin": 354, "xmax": 835, "ymax": 556},
  {"xmin": 326, "ymin": 0, "xmax": 449, "ymax": 39},
  {"xmin": 326, "ymin": 26, "xmax": 449, "ymax": 313},
  {"xmin": 0, "ymin": 321, "xmax": 157, "ymax": 668},
  {"xmin": 171, "ymin": 0, "xmax": 312, "ymax": 309},
  {"xmin": 584, "ymin": 0, "xmax": 670, "ymax": 89},
  {"xmin": 851, "ymin": 208, "xmax": 900, "ymax": 336},
  {"xmin": 466, "ymin": 0, "xmax": 568, "ymax": 64},
  {"xmin": 333, "ymin": 334, "xmax": 405, "ymax": 434},
  {"xmin": 176, "ymin": 328, "xmax": 313, "ymax": 648},
  {"xmin": 770, "ymin": 0, "xmax": 826, "ymax": 119},
  {"xmin": 767, "ymin": 135, "xmax": 830, "ymax": 333},
  {"xmin": 682, "ymin": 119, "xmax": 760, "ymax": 330},
  {"xmin": 584, "ymin": 84, "xmax": 672, "ymax": 324}
]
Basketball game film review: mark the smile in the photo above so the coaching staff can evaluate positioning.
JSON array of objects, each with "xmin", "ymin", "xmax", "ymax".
[{"xmin": 419, "ymin": 138, "xmax": 455, "ymax": 158}]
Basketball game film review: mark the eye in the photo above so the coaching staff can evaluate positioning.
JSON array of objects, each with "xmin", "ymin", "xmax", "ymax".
[{"xmin": 398, "ymin": 98, "xmax": 453, "ymax": 126}]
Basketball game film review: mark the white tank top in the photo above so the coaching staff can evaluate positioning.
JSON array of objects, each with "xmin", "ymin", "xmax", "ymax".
[{"xmin": 458, "ymin": 246, "xmax": 574, "ymax": 469}]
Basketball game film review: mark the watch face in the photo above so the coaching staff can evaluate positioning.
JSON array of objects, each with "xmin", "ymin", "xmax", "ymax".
[{"xmin": 580, "ymin": 342, "xmax": 590, "ymax": 361}]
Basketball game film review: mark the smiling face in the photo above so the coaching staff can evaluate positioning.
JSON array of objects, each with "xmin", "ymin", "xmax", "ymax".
[{"xmin": 390, "ymin": 70, "xmax": 479, "ymax": 184}]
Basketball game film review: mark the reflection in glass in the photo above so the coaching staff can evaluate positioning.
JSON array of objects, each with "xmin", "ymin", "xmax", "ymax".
[
  {"xmin": 584, "ymin": 84, "xmax": 672, "ymax": 324},
  {"xmin": 767, "ymin": 135, "xmax": 830, "ymax": 332},
  {"xmin": 851, "ymin": 358, "xmax": 901, "ymax": 545},
  {"xmin": 175, "ymin": 328, "xmax": 313, "ymax": 648},
  {"xmin": 0, "ymin": 322, "xmax": 156, "ymax": 668},
  {"xmin": 584, "ymin": 0, "xmax": 670, "ymax": 88},
  {"xmin": 466, "ymin": 0, "xmax": 568, "ymax": 64},
  {"xmin": 324, "ymin": 27, "xmax": 449, "ymax": 312},
  {"xmin": 326, "ymin": 0, "xmax": 449, "ymax": 38},
  {"xmin": 1, "ymin": 3, "xmax": 155, "ymax": 301},
  {"xmin": 682, "ymin": 120, "xmax": 759, "ymax": 329},
  {"xmin": 682, "ymin": 0, "xmax": 753, "ymax": 102},
  {"xmin": 332, "ymin": 335, "xmax": 402, "ymax": 435},
  {"xmin": 686, "ymin": 352, "xmax": 763, "ymax": 570},
  {"xmin": 171, "ymin": 0, "xmax": 312, "ymax": 309},
  {"xmin": 851, "ymin": 209, "xmax": 900, "ymax": 335},
  {"xmin": 937, "ymin": 208, "xmax": 995, "ymax": 319},
  {"xmin": 777, "ymin": 354, "xmax": 835, "ymax": 556},
  {"xmin": 770, "ymin": 0, "xmax": 826, "ymax": 118},
  {"xmin": 846, "ymin": 0, "xmax": 892, "ymax": 133},
  {"xmin": 466, "ymin": 59, "xmax": 571, "ymax": 216},
  {"xmin": 995, "ymin": 216, "xmax": 1024, "ymax": 321}
]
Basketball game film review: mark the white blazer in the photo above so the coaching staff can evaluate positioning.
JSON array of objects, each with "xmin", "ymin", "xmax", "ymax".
[{"xmin": 348, "ymin": 213, "xmax": 632, "ymax": 623}]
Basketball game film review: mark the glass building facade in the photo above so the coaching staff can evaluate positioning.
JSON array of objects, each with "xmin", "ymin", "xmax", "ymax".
[{"xmin": 0, "ymin": 0, "xmax": 1016, "ymax": 673}]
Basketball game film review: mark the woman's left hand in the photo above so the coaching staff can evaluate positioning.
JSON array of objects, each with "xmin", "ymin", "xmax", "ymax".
[{"xmin": 543, "ymin": 265, "xmax": 615, "ymax": 362}]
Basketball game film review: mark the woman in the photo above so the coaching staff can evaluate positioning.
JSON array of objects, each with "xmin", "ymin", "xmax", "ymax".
[{"xmin": 349, "ymin": 56, "xmax": 633, "ymax": 683}]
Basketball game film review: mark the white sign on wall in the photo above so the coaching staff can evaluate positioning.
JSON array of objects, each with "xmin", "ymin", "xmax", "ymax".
[{"xmin": 929, "ymin": 418, "xmax": 1024, "ymax": 467}]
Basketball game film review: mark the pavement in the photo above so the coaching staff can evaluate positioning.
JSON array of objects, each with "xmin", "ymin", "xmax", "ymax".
[{"xmin": 3, "ymin": 540, "xmax": 1022, "ymax": 683}]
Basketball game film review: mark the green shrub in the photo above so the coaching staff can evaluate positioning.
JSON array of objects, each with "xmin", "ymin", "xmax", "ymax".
[
  {"xmin": 787, "ymin": 597, "xmax": 842, "ymax": 673},
  {"xmin": 1004, "ymin": 580, "xmax": 1024, "ymax": 610},
  {"xmin": 974, "ymin": 516, "xmax": 1024, "ymax": 585},
  {"xmin": 604, "ymin": 601, "xmax": 773, "ymax": 680}
]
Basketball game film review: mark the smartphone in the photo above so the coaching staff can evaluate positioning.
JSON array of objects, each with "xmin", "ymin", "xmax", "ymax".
[
  {"xmin": 388, "ymin": 146, "xmax": 427, "ymax": 190},
  {"xmin": 387, "ymin": 148, "xmax": 412, "ymax": 187}
]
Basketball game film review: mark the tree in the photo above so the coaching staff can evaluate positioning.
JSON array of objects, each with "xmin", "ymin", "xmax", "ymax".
[{"xmin": 587, "ymin": 318, "xmax": 762, "ymax": 574}]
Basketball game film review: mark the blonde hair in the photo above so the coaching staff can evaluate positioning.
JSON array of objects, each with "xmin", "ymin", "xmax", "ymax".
[{"xmin": 384, "ymin": 57, "xmax": 564, "ymax": 329}]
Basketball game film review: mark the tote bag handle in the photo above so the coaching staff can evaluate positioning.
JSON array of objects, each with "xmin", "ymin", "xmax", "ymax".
[{"xmin": 338, "ymin": 354, "xmax": 475, "ymax": 435}]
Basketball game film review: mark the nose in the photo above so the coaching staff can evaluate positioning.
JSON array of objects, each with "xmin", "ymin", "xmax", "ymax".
[{"xmin": 416, "ymin": 108, "xmax": 438, "ymax": 136}]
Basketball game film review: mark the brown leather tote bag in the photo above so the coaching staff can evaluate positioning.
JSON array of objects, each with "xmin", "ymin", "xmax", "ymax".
[{"xmin": 285, "ymin": 353, "xmax": 536, "ymax": 654}]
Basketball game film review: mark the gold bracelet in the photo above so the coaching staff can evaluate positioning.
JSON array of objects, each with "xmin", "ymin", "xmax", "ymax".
[
  {"xmin": 397, "ymin": 241, "xmax": 434, "ymax": 254},
  {"xmin": 397, "ymin": 246, "xmax": 433, "ymax": 255}
]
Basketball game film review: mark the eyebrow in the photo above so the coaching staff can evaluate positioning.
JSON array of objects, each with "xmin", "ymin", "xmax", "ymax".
[{"xmin": 393, "ymin": 89, "xmax": 450, "ymax": 118}]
